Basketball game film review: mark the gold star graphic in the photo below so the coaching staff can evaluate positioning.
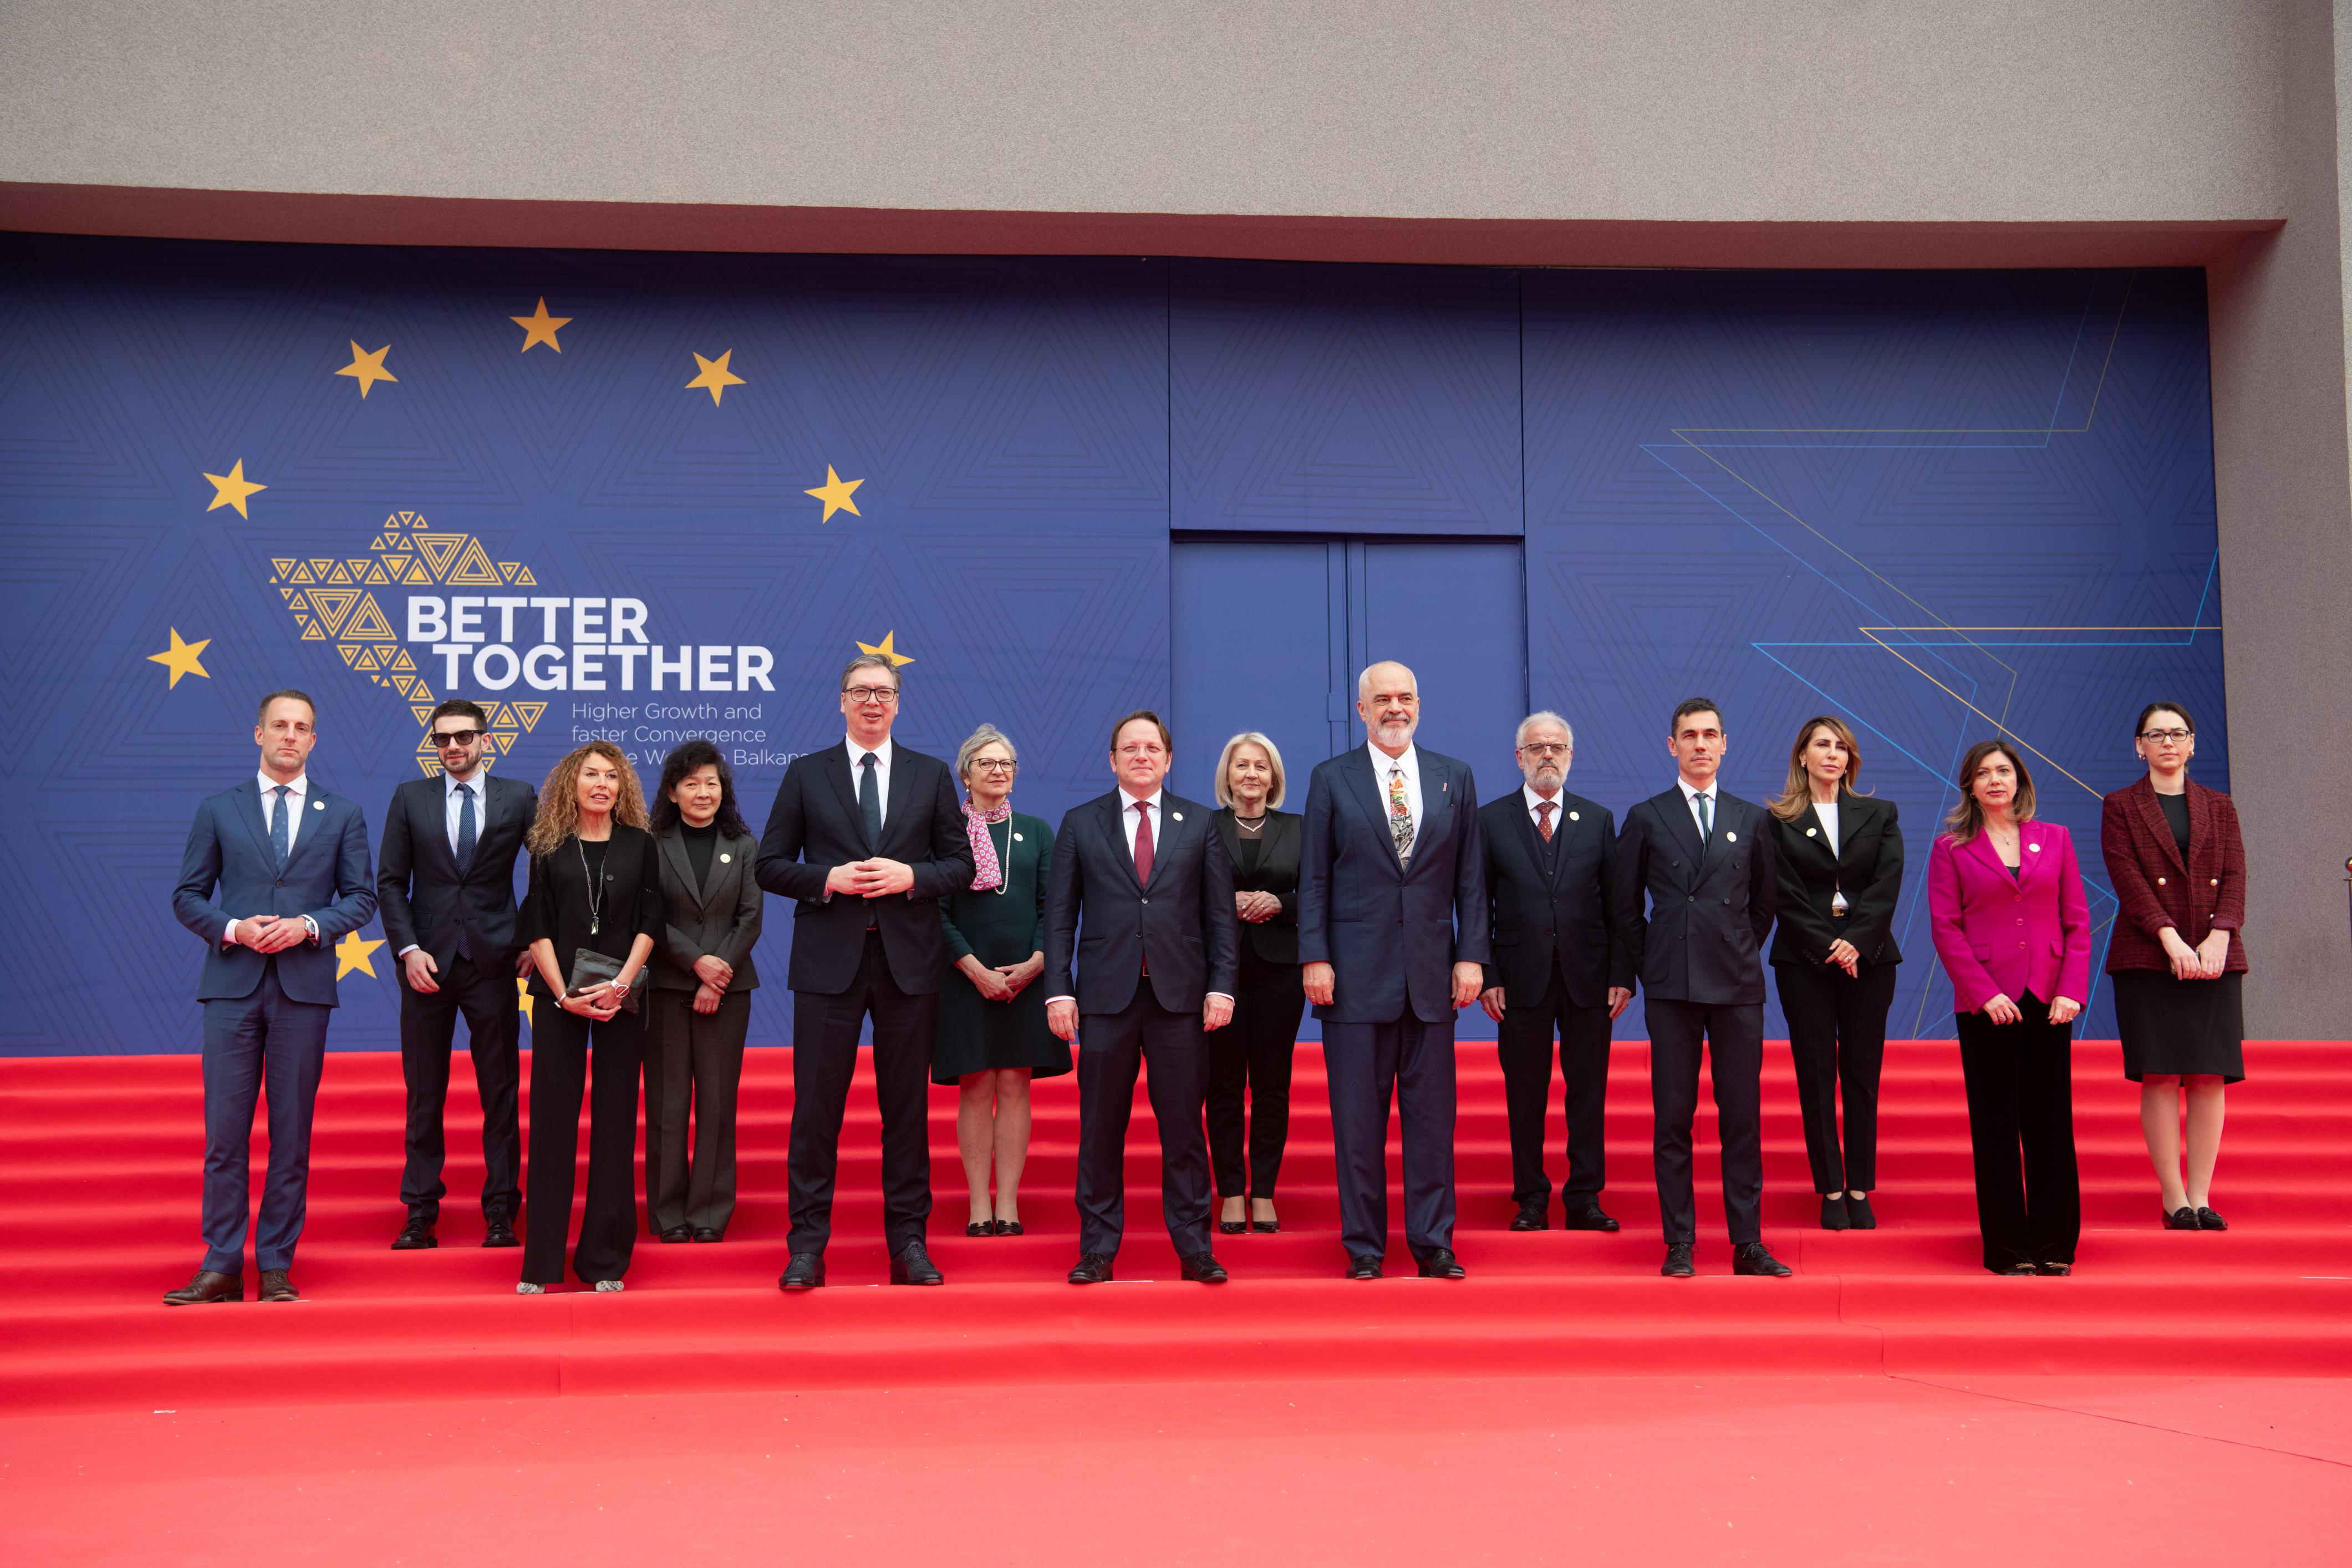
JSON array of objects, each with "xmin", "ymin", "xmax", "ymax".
[
  {"xmin": 686, "ymin": 350, "xmax": 745, "ymax": 406},
  {"xmin": 335, "ymin": 930, "xmax": 386, "ymax": 980},
  {"xmin": 512, "ymin": 298, "xmax": 571, "ymax": 353},
  {"xmin": 335, "ymin": 341, "xmax": 399, "ymax": 398},
  {"xmin": 146, "ymin": 628, "xmax": 213, "ymax": 688},
  {"xmin": 805, "ymin": 465, "xmax": 865, "ymax": 522},
  {"xmin": 202, "ymin": 459, "xmax": 267, "ymax": 517},
  {"xmin": 516, "ymin": 975, "xmax": 535, "ymax": 1028},
  {"xmin": 856, "ymin": 630, "xmax": 914, "ymax": 668}
]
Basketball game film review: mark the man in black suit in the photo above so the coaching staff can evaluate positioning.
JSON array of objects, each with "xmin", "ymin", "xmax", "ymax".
[
  {"xmin": 377, "ymin": 699, "xmax": 537, "ymax": 1250},
  {"xmin": 1614, "ymin": 697, "xmax": 1790, "ymax": 1279},
  {"xmin": 1478, "ymin": 711, "xmax": 1631, "ymax": 1233},
  {"xmin": 1046, "ymin": 711, "xmax": 1240, "ymax": 1284},
  {"xmin": 757, "ymin": 653, "xmax": 974, "ymax": 1290},
  {"xmin": 1299, "ymin": 661, "xmax": 1489, "ymax": 1281}
]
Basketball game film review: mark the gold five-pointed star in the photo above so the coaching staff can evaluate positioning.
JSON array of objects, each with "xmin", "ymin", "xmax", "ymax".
[
  {"xmin": 335, "ymin": 930, "xmax": 386, "ymax": 980},
  {"xmin": 856, "ymin": 630, "xmax": 914, "ymax": 668},
  {"xmin": 146, "ymin": 628, "xmax": 213, "ymax": 688},
  {"xmin": 512, "ymin": 298, "xmax": 571, "ymax": 353},
  {"xmin": 806, "ymin": 465, "xmax": 864, "ymax": 522},
  {"xmin": 686, "ymin": 350, "xmax": 745, "ymax": 406},
  {"xmin": 336, "ymin": 341, "xmax": 399, "ymax": 398},
  {"xmin": 516, "ymin": 976, "xmax": 534, "ymax": 1027},
  {"xmin": 202, "ymin": 459, "xmax": 267, "ymax": 517}
]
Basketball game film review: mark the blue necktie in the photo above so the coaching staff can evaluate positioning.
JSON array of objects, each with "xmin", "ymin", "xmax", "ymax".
[
  {"xmin": 455, "ymin": 782, "xmax": 477, "ymax": 874},
  {"xmin": 270, "ymin": 785, "xmax": 292, "ymax": 871},
  {"xmin": 859, "ymin": 752, "xmax": 882, "ymax": 850}
]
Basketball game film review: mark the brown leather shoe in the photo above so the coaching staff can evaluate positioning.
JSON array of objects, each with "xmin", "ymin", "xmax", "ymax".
[
  {"xmin": 258, "ymin": 1269, "xmax": 299, "ymax": 1302},
  {"xmin": 163, "ymin": 1270, "xmax": 242, "ymax": 1305}
]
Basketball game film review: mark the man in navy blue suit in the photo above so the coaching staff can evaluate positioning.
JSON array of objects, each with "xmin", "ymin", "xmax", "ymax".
[
  {"xmin": 166, "ymin": 690, "xmax": 377, "ymax": 1304},
  {"xmin": 1045, "ymin": 710, "xmax": 1240, "ymax": 1284},
  {"xmin": 1299, "ymin": 661, "xmax": 1490, "ymax": 1280}
]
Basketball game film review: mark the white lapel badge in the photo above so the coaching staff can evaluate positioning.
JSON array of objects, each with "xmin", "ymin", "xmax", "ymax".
[
  {"xmin": 1725, "ymin": 831, "xmax": 1736, "ymax": 842},
  {"xmin": 313, "ymin": 799, "xmax": 325, "ymax": 810},
  {"xmin": 1013, "ymin": 833, "xmax": 1023, "ymax": 842},
  {"xmin": 1806, "ymin": 827, "xmax": 1817, "ymax": 837},
  {"xmin": 1568, "ymin": 811, "xmax": 1579, "ymax": 822},
  {"xmin": 1172, "ymin": 812, "xmax": 1183, "ymax": 822},
  {"xmin": 719, "ymin": 853, "xmax": 731, "ymax": 864},
  {"xmin": 2028, "ymin": 842, "xmax": 2042, "ymax": 853}
]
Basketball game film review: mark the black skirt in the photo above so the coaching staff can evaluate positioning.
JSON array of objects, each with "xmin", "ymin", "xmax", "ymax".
[{"xmin": 2113, "ymin": 968, "xmax": 2245, "ymax": 1083}]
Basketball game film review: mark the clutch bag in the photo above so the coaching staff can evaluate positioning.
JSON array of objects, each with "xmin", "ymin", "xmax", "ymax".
[{"xmin": 565, "ymin": 946, "xmax": 640, "ymax": 1014}]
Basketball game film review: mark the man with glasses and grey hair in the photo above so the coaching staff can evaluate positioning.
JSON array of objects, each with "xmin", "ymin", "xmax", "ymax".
[
  {"xmin": 1478, "ymin": 711, "xmax": 1631, "ymax": 1234},
  {"xmin": 756, "ymin": 652, "xmax": 974, "ymax": 1290}
]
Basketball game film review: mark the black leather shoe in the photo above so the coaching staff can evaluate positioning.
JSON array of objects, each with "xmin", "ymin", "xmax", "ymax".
[
  {"xmin": 778, "ymin": 1252, "xmax": 826, "ymax": 1291},
  {"xmin": 391, "ymin": 1219, "xmax": 437, "ymax": 1250},
  {"xmin": 1845, "ymin": 1194, "xmax": 1877, "ymax": 1230},
  {"xmin": 691, "ymin": 1226, "xmax": 724, "ymax": 1243},
  {"xmin": 1819, "ymin": 1195, "xmax": 1850, "ymax": 1231},
  {"xmin": 1562, "ymin": 1203, "xmax": 1620, "ymax": 1233},
  {"xmin": 1732, "ymin": 1241, "xmax": 1792, "ymax": 1277},
  {"xmin": 1509, "ymin": 1197, "xmax": 1549, "ymax": 1230},
  {"xmin": 482, "ymin": 1216, "xmax": 518, "ymax": 1248},
  {"xmin": 258, "ymin": 1268, "xmax": 299, "ymax": 1302},
  {"xmin": 2196, "ymin": 1206, "xmax": 2229, "ymax": 1231},
  {"xmin": 1345, "ymin": 1255, "xmax": 1383, "ymax": 1280},
  {"xmin": 1661, "ymin": 1243, "xmax": 1696, "ymax": 1277},
  {"xmin": 162, "ymin": 1269, "xmax": 242, "ymax": 1305},
  {"xmin": 1067, "ymin": 1253, "xmax": 1115, "ymax": 1284},
  {"xmin": 1180, "ymin": 1251, "xmax": 1229, "ymax": 1283},
  {"xmin": 659, "ymin": 1225, "xmax": 693, "ymax": 1244},
  {"xmin": 889, "ymin": 1240, "xmax": 943, "ymax": 1286},
  {"xmin": 1415, "ymin": 1248, "xmax": 1467, "ymax": 1280},
  {"xmin": 2163, "ymin": 1206, "xmax": 2201, "ymax": 1230}
]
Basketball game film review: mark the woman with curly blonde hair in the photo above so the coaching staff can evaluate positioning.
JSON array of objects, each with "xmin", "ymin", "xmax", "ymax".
[{"xmin": 516, "ymin": 741, "xmax": 663, "ymax": 1293}]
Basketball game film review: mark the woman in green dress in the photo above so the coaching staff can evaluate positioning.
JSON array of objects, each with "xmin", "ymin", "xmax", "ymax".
[{"xmin": 934, "ymin": 724, "xmax": 1068, "ymax": 1235}]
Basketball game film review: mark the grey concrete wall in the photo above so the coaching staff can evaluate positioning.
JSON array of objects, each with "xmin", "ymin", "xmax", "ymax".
[{"xmin": 0, "ymin": 1, "xmax": 2290, "ymax": 222}]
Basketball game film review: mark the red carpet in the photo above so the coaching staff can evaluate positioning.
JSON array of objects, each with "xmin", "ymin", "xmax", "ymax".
[{"xmin": 2, "ymin": 1038, "xmax": 2347, "ymax": 1415}]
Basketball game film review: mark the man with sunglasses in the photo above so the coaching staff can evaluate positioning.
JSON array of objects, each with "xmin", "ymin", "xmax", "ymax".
[
  {"xmin": 757, "ymin": 653, "xmax": 974, "ymax": 1289},
  {"xmin": 376, "ymin": 699, "xmax": 538, "ymax": 1250}
]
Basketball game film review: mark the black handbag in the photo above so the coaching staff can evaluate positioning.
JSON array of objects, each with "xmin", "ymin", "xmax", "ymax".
[{"xmin": 564, "ymin": 946, "xmax": 641, "ymax": 1014}]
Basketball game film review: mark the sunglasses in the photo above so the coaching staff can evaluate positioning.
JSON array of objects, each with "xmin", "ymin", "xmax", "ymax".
[{"xmin": 433, "ymin": 729, "xmax": 483, "ymax": 747}]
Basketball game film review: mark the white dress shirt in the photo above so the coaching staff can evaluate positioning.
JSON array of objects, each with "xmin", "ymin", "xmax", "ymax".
[
  {"xmin": 1675, "ymin": 775, "xmax": 1720, "ymax": 843},
  {"xmin": 1370, "ymin": 741, "xmax": 1423, "ymax": 837},
  {"xmin": 1813, "ymin": 800, "xmax": 1841, "ymax": 855},
  {"xmin": 225, "ymin": 771, "xmax": 318, "ymax": 949},
  {"xmin": 1047, "ymin": 787, "xmax": 1229, "ymax": 1006},
  {"xmin": 1522, "ymin": 782, "xmax": 1566, "ymax": 834},
  {"xmin": 397, "ymin": 768, "xmax": 489, "ymax": 959}
]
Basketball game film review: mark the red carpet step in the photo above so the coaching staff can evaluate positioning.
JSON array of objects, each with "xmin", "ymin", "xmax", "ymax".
[{"xmin": 2, "ymin": 1039, "xmax": 2346, "ymax": 1413}]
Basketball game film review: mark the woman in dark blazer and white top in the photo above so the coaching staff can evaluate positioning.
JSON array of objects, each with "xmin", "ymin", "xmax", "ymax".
[
  {"xmin": 1208, "ymin": 732, "xmax": 1305, "ymax": 1235},
  {"xmin": 517, "ymin": 741, "xmax": 662, "ymax": 1292},
  {"xmin": 645, "ymin": 739, "xmax": 763, "ymax": 1245},
  {"xmin": 2099, "ymin": 701, "xmax": 2248, "ymax": 1231},
  {"xmin": 1768, "ymin": 716, "xmax": 1905, "ymax": 1231}
]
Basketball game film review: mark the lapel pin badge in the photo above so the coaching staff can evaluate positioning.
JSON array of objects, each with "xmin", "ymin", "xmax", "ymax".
[
  {"xmin": 1725, "ymin": 831, "xmax": 1736, "ymax": 842},
  {"xmin": 1014, "ymin": 832, "xmax": 1023, "ymax": 842},
  {"xmin": 1568, "ymin": 811, "xmax": 1579, "ymax": 821},
  {"xmin": 1806, "ymin": 827, "xmax": 1817, "ymax": 837},
  {"xmin": 313, "ymin": 800, "xmax": 325, "ymax": 810},
  {"xmin": 719, "ymin": 853, "xmax": 731, "ymax": 864},
  {"xmin": 2029, "ymin": 842, "xmax": 2041, "ymax": 852},
  {"xmin": 1172, "ymin": 812, "xmax": 1183, "ymax": 822}
]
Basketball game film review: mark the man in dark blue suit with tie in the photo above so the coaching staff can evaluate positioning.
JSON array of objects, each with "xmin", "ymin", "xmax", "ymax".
[
  {"xmin": 166, "ymin": 690, "xmax": 377, "ymax": 1304},
  {"xmin": 1299, "ymin": 661, "xmax": 1489, "ymax": 1280},
  {"xmin": 1613, "ymin": 697, "xmax": 1791, "ymax": 1279}
]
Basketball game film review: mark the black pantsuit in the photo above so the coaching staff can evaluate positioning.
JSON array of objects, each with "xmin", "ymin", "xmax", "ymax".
[
  {"xmin": 1954, "ymin": 993, "xmax": 2080, "ymax": 1271},
  {"xmin": 787, "ymin": 933, "xmax": 935, "ymax": 1253},
  {"xmin": 1497, "ymin": 966, "xmax": 1614, "ymax": 1204},
  {"xmin": 520, "ymin": 1005, "xmax": 644, "ymax": 1284},
  {"xmin": 397, "ymin": 961, "xmax": 521, "ymax": 1222},
  {"xmin": 645, "ymin": 989, "xmax": 751, "ymax": 1235},
  {"xmin": 1775, "ymin": 959, "xmax": 1897, "ymax": 1194},
  {"xmin": 1207, "ymin": 950, "xmax": 1304, "ymax": 1198},
  {"xmin": 1075, "ymin": 986, "xmax": 1213, "ymax": 1258},
  {"xmin": 1645, "ymin": 998, "xmax": 1766, "ymax": 1245}
]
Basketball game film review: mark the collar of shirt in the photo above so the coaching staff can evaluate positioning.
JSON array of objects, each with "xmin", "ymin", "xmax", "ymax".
[
  {"xmin": 1676, "ymin": 776, "xmax": 1716, "ymax": 807},
  {"xmin": 846, "ymin": 736, "xmax": 895, "ymax": 768},
  {"xmin": 258, "ymin": 770, "xmax": 309, "ymax": 801},
  {"xmin": 1118, "ymin": 787, "xmax": 1164, "ymax": 851},
  {"xmin": 444, "ymin": 767, "xmax": 485, "ymax": 803},
  {"xmin": 1522, "ymin": 782, "xmax": 1565, "ymax": 822}
]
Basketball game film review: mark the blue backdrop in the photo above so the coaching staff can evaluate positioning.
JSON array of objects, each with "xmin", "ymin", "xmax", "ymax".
[{"xmin": 0, "ymin": 238, "xmax": 2222, "ymax": 1052}]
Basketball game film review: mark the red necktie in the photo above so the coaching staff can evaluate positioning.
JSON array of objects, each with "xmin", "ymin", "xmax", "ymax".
[
  {"xmin": 1133, "ymin": 801, "xmax": 1153, "ymax": 975},
  {"xmin": 1536, "ymin": 800, "xmax": 1555, "ymax": 843}
]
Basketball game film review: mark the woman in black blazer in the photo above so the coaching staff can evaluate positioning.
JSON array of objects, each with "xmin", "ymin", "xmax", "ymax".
[
  {"xmin": 1207, "ymin": 732, "xmax": 1305, "ymax": 1235},
  {"xmin": 517, "ymin": 741, "xmax": 661, "ymax": 1291},
  {"xmin": 645, "ymin": 739, "xmax": 762, "ymax": 1245},
  {"xmin": 1767, "ymin": 716, "xmax": 1905, "ymax": 1230}
]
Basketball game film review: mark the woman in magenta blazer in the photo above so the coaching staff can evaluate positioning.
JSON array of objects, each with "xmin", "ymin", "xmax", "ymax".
[{"xmin": 1927, "ymin": 740, "xmax": 2091, "ymax": 1276}]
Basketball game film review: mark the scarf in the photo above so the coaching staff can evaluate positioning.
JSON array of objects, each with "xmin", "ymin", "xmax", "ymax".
[{"xmin": 964, "ymin": 798, "xmax": 1011, "ymax": 892}]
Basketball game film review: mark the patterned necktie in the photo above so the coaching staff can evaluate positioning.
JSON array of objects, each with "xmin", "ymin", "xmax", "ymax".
[
  {"xmin": 1536, "ymin": 799, "xmax": 1555, "ymax": 844},
  {"xmin": 1388, "ymin": 766, "xmax": 1414, "ymax": 862},
  {"xmin": 455, "ymin": 782, "xmax": 477, "ymax": 874},
  {"xmin": 1695, "ymin": 791, "xmax": 1713, "ymax": 848},
  {"xmin": 269, "ymin": 785, "xmax": 292, "ymax": 870},
  {"xmin": 858, "ymin": 752, "xmax": 882, "ymax": 848}
]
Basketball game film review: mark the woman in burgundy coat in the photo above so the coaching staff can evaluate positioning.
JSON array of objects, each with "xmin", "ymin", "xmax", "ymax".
[{"xmin": 2099, "ymin": 702, "xmax": 2248, "ymax": 1233}]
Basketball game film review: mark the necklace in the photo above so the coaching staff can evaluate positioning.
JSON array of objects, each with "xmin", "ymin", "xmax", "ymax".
[
  {"xmin": 1235, "ymin": 811, "xmax": 1267, "ymax": 834},
  {"xmin": 577, "ymin": 836, "xmax": 606, "ymax": 936}
]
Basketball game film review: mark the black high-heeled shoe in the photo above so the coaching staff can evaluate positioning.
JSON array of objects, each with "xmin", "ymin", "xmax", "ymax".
[
  {"xmin": 1218, "ymin": 1220, "xmax": 1248, "ymax": 1235},
  {"xmin": 995, "ymin": 1219, "xmax": 1024, "ymax": 1236},
  {"xmin": 1251, "ymin": 1217, "xmax": 1279, "ymax": 1234},
  {"xmin": 2162, "ymin": 1206, "xmax": 2201, "ymax": 1230},
  {"xmin": 966, "ymin": 1220, "xmax": 994, "ymax": 1238}
]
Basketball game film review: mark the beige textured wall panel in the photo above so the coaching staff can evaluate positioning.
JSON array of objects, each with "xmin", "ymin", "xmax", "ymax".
[{"xmin": 0, "ymin": 1, "xmax": 2288, "ymax": 222}]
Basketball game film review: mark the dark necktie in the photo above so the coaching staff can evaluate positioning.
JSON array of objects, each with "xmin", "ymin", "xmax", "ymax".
[
  {"xmin": 455, "ymin": 782, "xmax": 477, "ymax": 874},
  {"xmin": 1695, "ymin": 792, "xmax": 1713, "ymax": 856},
  {"xmin": 1536, "ymin": 800, "xmax": 1555, "ymax": 844},
  {"xmin": 1133, "ymin": 801, "xmax": 1153, "ymax": 976},
  {"xmin": 269, "ymin": 785, "xmax": 292, "ymax": 870},
  {"xmin": 858, "ymin": 751, "xmax": 882, "ymax": 849}
]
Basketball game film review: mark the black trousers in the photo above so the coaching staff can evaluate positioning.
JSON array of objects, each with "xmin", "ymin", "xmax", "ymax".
[
  {"xmin": 520, "ymin": 1003, "xmax": 643, "ymax": 1285},
  {"xmin": 1495, "ymin": 961, "xmax": 1614, "ymax": 1204},
  {"xmin": 786, "ymin": 931, "xmax": 935, "ymax": 1254},
  {"xmin": 397, "ymin": 954, "xmax": 521, "ymax": 1222},
  {"xmin": 1323, "ymin": 1012, "xmax": 1457, "ymax": 1261},
  {"xmin": 1646, "ymin": 998, "xmax": 1765, "ymax": 1245},
  {"xmin": 1774, "ymin": 954, "xmax": 1897, "ymax": 1194},
  {"xmin": 1955, "ymin": 993, "xmax": 2081, "ymax": 1271},
  {"xmin": 644, "ymin": 987, "xmax": 752, "ymax": 1235},
  {"xmin": 1205, "ymin": 953, "xmax": 1304, "ymax": 1199},
  {"xmin": 1075, "ymin": 984, "xmax": 1212, "ymax": 1258}
]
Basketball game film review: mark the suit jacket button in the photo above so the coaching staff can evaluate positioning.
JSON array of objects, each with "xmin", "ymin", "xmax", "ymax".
[
  {"xmin": 1140, "ymin": 898, "xmax": 1148, "ymax": 904},
  {"xmin": 275, "ymin": 879, "xmax": 284, "ymax": 888},
  {"xmin": 2211, "ymin": 878, "xmax": 2219, "ymax": 885}
]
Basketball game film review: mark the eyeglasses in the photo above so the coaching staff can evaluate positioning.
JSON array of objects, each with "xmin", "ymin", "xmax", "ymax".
[
  {"xmin": 843, "ymin": 686, "xmax": 899, "ymax": 705},
  {"xmin": 432, "ymin": 730, "xmax": 482, "ymax": 746},
  {"xmin": 1518, "ymin": 744, "xmax": 1570, "ymax": 758},
  {"xmin": 971, "ymin": 758, "xmax": 1016, "ymax": 773},
  {"xmin": 2139, "ymin": 729, "xmax": 2192, "ymax": 742}
]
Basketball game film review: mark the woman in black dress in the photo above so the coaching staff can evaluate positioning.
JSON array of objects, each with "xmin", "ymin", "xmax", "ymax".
[
  {"xmin": 1766, "ymin": 716, "xmax": 1905, "ymax": 1230},
  {"xmin": 516, "ymin": 741, "xmax": 661, "ymax": 1292},
  {"xmin": 2099, "ymin": 702, "xmax": 2249, "ymax": 1230},
  {"xmin": 933, "ymin": 725, "xmax": 1067, "ymax": 1236},
  {"xmin": 1208, "ymin": 732, "xmax": 1305, "ymax": 1235}
]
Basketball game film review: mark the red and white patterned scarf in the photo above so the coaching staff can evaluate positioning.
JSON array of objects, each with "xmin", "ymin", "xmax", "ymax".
[{"xmin": 964, "ymin": 799, "xmax": 1011, "ymax": 891}]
